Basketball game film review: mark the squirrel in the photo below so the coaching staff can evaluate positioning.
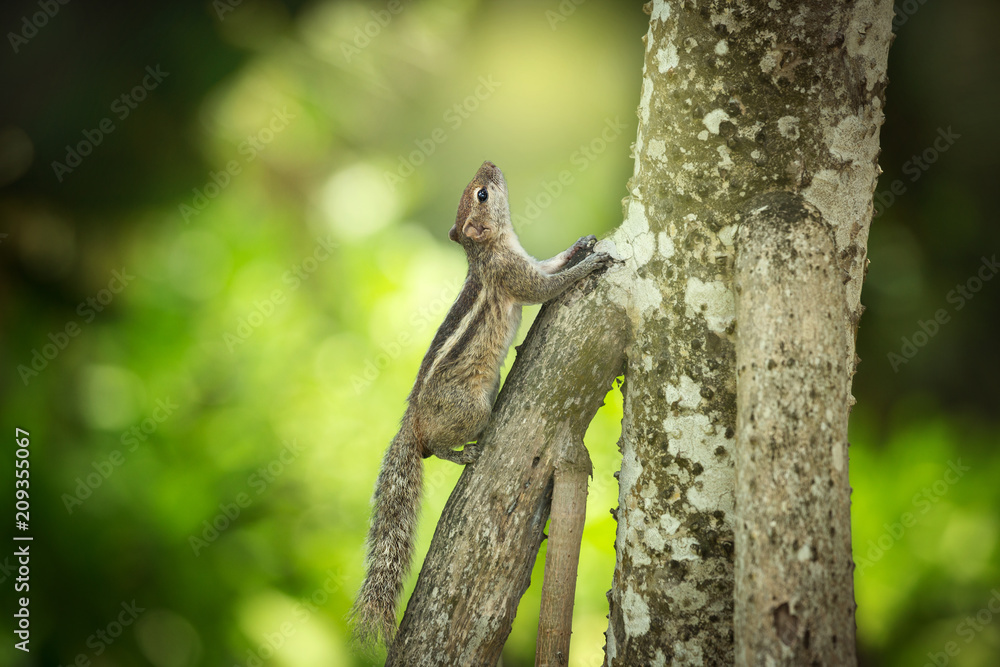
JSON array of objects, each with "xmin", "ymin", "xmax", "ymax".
[{"xmin": 351, "ymin": 160, "xmax": 612, "ymax": 648}]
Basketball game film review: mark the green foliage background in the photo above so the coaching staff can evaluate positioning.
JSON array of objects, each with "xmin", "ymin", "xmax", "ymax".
[{"xmin": 1, "ymin": 1, "xmax": 998, "ymax": 666}]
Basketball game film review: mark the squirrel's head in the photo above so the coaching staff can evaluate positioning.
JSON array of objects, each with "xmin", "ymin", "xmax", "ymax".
[{"xmin": 449, "ymin": 161, "xmax": 511, "ymax": 250}]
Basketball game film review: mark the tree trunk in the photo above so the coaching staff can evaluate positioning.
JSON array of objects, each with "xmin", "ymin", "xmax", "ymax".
[
  {"xmin": 604, "ymin": 1, "xmax": 892, "ymax": 665},
  {"xmin": 388, "ymin": 1, "xmax": 892, "ymax": 663}
]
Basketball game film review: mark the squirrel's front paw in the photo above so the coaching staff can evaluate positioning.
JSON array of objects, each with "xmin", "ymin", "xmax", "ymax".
[
  {"xmin": 584, "ymin": 251, "xmax": 614, "ymax": 271},
  {"xmin": 569, "ymin": 235, "xmax": 598, "ymax": 258}
]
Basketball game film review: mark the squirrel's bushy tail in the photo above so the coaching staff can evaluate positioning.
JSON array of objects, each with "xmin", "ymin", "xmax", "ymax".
[{"xmin": 352, "ymin": 420, "xmax": 423, "ymax": 648}]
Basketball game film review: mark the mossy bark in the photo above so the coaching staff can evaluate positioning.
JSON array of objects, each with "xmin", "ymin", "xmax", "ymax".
[{"xmin": 603, "ymin": 1, "xmax": 891, "ymax": 665}]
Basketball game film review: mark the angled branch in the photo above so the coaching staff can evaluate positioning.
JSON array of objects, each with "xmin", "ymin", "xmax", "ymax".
[{"xmin": 388, "ymin": 268, "xmax": 628, "ymax": 666}]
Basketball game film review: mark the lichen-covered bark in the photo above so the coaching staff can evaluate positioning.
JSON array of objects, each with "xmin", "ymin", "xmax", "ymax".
[
  {"xmin": 388, "ymin": 272, "xmax": 627, "ymax": 666},
  {"xmin": 387, "ymin": 1, "xmax": 891, "ymax": 661},
  {"xmin": 734, "ymin": 193, "xmax": 855, "ymax": 665},
  {"xmin": 603, "ymin": 1, "xmax": 891, "ymax": 664}
]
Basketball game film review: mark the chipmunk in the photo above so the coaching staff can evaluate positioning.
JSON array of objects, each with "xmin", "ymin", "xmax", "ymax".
[{"xmin": 352, "ymin": 160, "xmax": 612, "ymax": 648}]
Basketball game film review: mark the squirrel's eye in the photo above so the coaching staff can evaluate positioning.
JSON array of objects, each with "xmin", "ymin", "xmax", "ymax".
[{"xmin": 477, "ymin": 187, "xmax": 488, "ymax": 202}]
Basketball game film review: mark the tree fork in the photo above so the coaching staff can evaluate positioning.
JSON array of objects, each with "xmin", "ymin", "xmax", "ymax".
[{"xmin": 388, "ymin": 271, "xmax": 627, "ymax": 666}]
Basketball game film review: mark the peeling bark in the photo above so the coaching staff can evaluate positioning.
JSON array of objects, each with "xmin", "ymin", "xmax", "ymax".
[{"xmin": 388, "ymin": 272, "xmax": 627, "ymax": 666}]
